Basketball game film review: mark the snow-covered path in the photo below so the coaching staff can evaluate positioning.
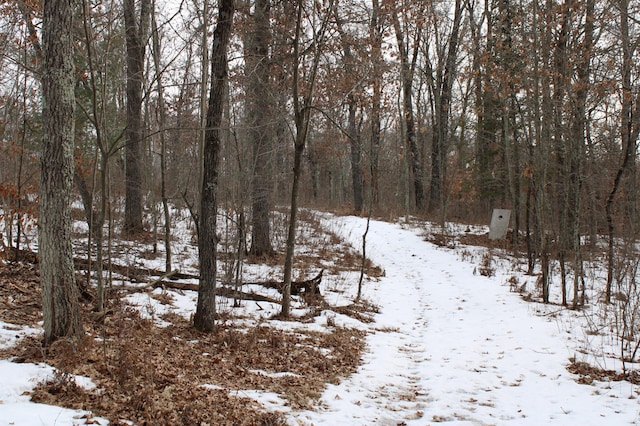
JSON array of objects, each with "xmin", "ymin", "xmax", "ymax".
[{"xmin": 291, "ymin": 216, "xmax": 640, "ymax": 426}]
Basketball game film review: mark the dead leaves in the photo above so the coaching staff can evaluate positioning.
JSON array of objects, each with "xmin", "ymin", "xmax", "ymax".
[
  {"xmin": 567, "ymin": 360, "xmax": 640, "ymax": 385},
  {"xmin": 0, "ymin": 260, "xmax": 41, "ymax": 325},
  {"xmin": 9, "ymin": 307, "xmax": 366, "ymax": 424}
]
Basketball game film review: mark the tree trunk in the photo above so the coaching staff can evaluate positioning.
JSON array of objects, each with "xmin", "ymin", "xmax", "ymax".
[
  {"xmin": 552, "ymin": 0, "xmax": 570, "ymax": 297},
  {"xmin": 151, "ymin": 9, "xmax": 172, "ymax": 273},
  {"xmin": 281, "ymin": 140, "xmax": 305, "ymax": 316},
  {"xmin": 281, "ymin": 0, "xmax": 331, "ymax": 317},
  {"xmin": 606, "ymin": 0, "xmax": 640, "ymax": 302},
  {"xmin": 348, "ymin": 99, "xmax": 363, "ymax": 213},
  {"xmin": 392, "ymin": 9, "xmax": 424, "ymax": 211},
  {"xmin": 335, "ymin": 8, "xmax": 363, "ymax": 213},
  {"xmin": 123, "ymin": 0, "xmax": 151, "ymax": 234},
  {"xmin": 569, "ymin": 0, "xmax": 594, "ymax": 308},
  {"xmin": 40, "ymin": 0, "xmax": 82, "ymax": 345},
  {"xmin": 194, "ymin": 0, "xmax": 234, "ymax": 332},
  {"xmin": 429, "ymin": 0, "xmax": 463, "ymax": 214},
  {"xmin": 470, "ymin": 0, "xmax": 501, "ymax": 209},
  {"xmin": 369, "ymin": 0, "xmax": 382, "ymax": 209},
  {"xmin": 74, "ymin": 170, "xmax": 94, "ymax": 229},
  {"xmin": 80, "ymin": 0, "xmax": 113, "ymax": 312},
  {"xmin": 248, "ymin": 0, "xmax": 274, "ymax": 257}
]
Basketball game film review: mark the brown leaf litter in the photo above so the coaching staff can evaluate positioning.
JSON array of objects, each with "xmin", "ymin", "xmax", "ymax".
[{"xmin": 0, "ymin": 257, "xmax": 371, "ymax": 425}]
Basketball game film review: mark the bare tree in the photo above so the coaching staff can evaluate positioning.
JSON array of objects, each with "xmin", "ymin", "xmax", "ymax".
[
  {"xmin": 247, "ymin": 0, "xmax": 274, "ymax": 257},
  {"xmin": 123, "ymin": 0, "xmax": 151, "ymax": 234},
  {"xmin": 424, "ymin": 0, "xmax": 464, "ymax": 214},
  {"xmin": 334, "ymin": 1, "xmax": 363, "ymax": 213},
  {"xmin": 391, "ymin": 1, "xmax": 425, "ymax": 211},
  {"xmin": 40, "ymin": 0, "xmax": 82, "ymax": 344},
  {"xmin": 281, "ymin": 0, "xmax": 334, "ymax": 317},
  {"xmin": 194, "ymin": 0, "xmax": 235, "ymax": 332}
]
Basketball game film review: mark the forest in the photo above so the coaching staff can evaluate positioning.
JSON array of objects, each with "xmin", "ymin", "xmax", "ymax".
[{"xmin": 1, "ymin": 0, "xmax": 640, "ymax": 423}]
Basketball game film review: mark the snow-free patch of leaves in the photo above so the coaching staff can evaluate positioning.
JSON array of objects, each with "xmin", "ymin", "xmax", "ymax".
[
  {"xmin": 0, "ymin": 260, "xmax": 41, "ymax": 325},
  {"xmin": 567, "ymin": 360, "xmax": 640, "ymax": 386}
]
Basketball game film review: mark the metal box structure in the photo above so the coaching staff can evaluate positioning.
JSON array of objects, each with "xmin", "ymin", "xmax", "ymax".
[{"xmin": 489, "ymin": 209, "xmax": 511, "ymax": 240}]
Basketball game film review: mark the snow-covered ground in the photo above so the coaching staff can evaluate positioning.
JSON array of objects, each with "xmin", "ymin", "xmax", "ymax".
[
  {"xmin": 1, "ymin": 213, "xmax": 639, "ymax": 425},
  {"xmin": 290, "ymin": 215, "xmax": 640, "ymax": 425}
]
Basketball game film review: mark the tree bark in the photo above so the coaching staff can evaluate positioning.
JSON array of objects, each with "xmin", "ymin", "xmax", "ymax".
[
  {"xmin": 248, "ymin": 0, "xmax": 274, "ymax": 257},
  {"xmin": 123, "ymin": 0, "xmax": 151, "ymax": 234},
  {"xmin": 428, "ymin": 0, "xmax": 463, "ymax": 214},
  {"xmin": 151, "ymin": 10, "xmax": 172, "ymax": 273},
  {"xmin": 194, "ymin": 0, "xmax": 235, "ymax": 332},
  {"xmin": 392, "ymin": 9, "xmax": 424, "ymax": 210},
  {"xmin": 40, "ymin": 0, "xmax": 82, "ymax": 345},
  {"xmin": 281, "ymin": 0, "xmax": 332, "ymax": 317}
]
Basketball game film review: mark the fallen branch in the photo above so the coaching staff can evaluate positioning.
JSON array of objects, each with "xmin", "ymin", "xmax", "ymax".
[
  {"xmin": 139, "ymin": 280, "xmax": 280, "ymax": 304},
  {"xmin": 73, "ymin": 258, "xmax": 199, "ymax": 281},
  {"xmin": 140, "ymin": 270, "xmax": 178, "ymax": 291}
]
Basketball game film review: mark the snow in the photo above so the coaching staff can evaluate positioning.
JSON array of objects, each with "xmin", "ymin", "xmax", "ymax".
[
  {"xmin": 0, "ymin": 361, "xmax": 106, "ymax": 426},
  {"xmin": 288, "ymin": 215, "xmax": 640, "ymax": 425},
  {"xmin": 1, "ymin": 213, "xmax": 640, "ymax": 425}
]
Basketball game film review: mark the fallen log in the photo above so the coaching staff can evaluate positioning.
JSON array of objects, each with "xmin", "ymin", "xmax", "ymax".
[
  {"xmin": 135, "ymin": 269, "xmax": 323, "ymax": 297},
  {"xmin": 73, "ymin": 257, "xmax": 199, "ymax": 281},
  {"xmin": 134, "ymin": 280, "xmax": 280, "ymax": 304},
  {"xmin": 129, "ymin": 270, "xmax": 323, "ymax": 302}
]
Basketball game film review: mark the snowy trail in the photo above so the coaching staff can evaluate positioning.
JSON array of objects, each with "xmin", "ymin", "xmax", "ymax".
[{"xmin": 290, "ymin": 215, "xmax": 640, "ymax": 426}]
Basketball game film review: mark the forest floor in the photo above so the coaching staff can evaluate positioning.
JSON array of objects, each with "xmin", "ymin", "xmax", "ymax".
[
  {"xmin": 0, "ymin": 208, "xmax": 382, "ymax": 425},
  {"xmin": 1, "ymin": 209, "xmax": 640, "ymax": 425}
]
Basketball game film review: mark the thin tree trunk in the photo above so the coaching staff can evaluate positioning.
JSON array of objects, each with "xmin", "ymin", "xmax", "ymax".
[
  {"xmin": 335, "ymin": 6, "xmax": 363, "ymax": 213},
  {"xmin": 429, "ymin": 0, "xmax": 462, "ymax": 214},
  {"xmin": 570, "ymin": 0, "xmax": 594, "ymax": 308},
  {"xmin": 194, "ymin": 0, "xmax": 234, "ymax": 332},
  {"xmin": 535, "ymin": 0, "xmax": 553, "ymax": 290},
  {"xmin": 281, "ymin": 0, "xmax": 332, "ymax": 317},
  {"xmin": 392, "ymin": 9, "xmax": 424, "ymax": 211},
  {"xmin": 552, "ymin": 0, "xmax": 570, "ymax": 298},
  {"xmin": 198, "ymin": 0, "xmax": 209, "ymax": 219},
  {"xmin": 606, "ymin": 0, "xmax": 640, "ymax": 302},
  {"xmin": 369, "ymin": 0, "xmax": 382, "ymax": 208},
  {"xmin": 348, "ymin": 98, "xmax": 363, "ymax": 213},
  {"xmin": 151, "ymin": 9, "xmax": 172, "ymax": 273}
]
